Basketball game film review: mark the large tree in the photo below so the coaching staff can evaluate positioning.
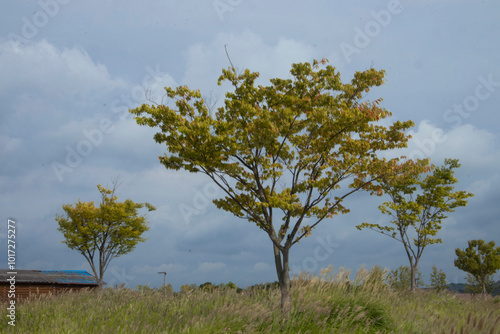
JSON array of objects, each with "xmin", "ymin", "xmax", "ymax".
[
  {"xmin": 130, "ymin": 59, "xmax": 416, "ymax": 312},
  {"xmin": 454, "ymin": 239, "xmax": 500, "ymax": 295},
  {"xmin": 357, "ymin": 159, "xmax": 473, "ymax": 291},
  {"xmin": 56, "ymin": 183, "xmax": 155, "ymax": 287}
]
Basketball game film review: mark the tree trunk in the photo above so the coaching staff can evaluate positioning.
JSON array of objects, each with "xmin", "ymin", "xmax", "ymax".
[
  {"xmin": 87, "ymin": 259, "xmax": 103, "ymax": 289},
  {"xmin": 273, "ymin": 243, "xmax": 291, "ymax": 314},
  {"xmin": 98, "ymin": 252, "xmax": 105, "ymax": 289},
  {"xmin": 410, "ymin": 264, "xmax": 416, "ymax": 292},
  {"xmin": 408, "ymin": 254, "xmax": 420, "ymax": 292}
]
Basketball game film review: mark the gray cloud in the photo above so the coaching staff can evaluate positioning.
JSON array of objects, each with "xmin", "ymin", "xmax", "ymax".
[{"xmin": 1, "ymin": 0, "xmax": 499, "ymax": 290}]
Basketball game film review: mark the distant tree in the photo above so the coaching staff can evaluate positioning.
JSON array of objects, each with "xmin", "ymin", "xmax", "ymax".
[
  {"xmin": 130, "ymin": 59, "xmax": 418, "ymax": 313},
  {"xmin": 454, "ymin": 239, "xmax": 500, "ymax": 295},
  {"xmin": 218, "ymin": 281, "xmax": 238, "ymax": 291},
  {"xmin": 387, "ymin": 265, "xmax": 424, "ymax": 290},
  {"xmin": 357, "ymin": 159, "xmax": 473, "ymax": 291},
  {"xmin": 200, "ymin": 282, "xmax": 214, "ymax": 292},
  {"xmin": 225, "ymin": 281, "xmax": 238, "ymax": 290},
  {"xmin": 429, "ymin": 264, "xmax": 448, "ymax": 292},
  {"xmin": 56, "ymin": 182, "xmax": 155, "ymax": 288}
]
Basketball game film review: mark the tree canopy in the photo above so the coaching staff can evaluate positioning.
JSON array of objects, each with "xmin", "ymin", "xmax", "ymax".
[
  {"xmin": 455, "ymin": 239, "xmax": 500, "ymax": 295},
  {"xmin": 357, "ymin": 159, "xmax": 473, "ymax": 290},
  {"xmin": 130, "ymin": 59, "xmax": 418, "ymax": 312},
  {"xmin": 56, "ymin": 183, "xmax": 155, "ymax": 287}
]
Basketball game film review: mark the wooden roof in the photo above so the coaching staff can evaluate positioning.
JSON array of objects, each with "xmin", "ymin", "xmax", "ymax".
[{"xmin": 0, "ymin": 269, "xmax": 99, "ymax": 285}]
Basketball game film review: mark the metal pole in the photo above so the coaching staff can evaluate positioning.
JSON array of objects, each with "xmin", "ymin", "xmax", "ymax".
[{"xmin": 158, "ymin": 272, "xmax": 167, "ymax": 290}]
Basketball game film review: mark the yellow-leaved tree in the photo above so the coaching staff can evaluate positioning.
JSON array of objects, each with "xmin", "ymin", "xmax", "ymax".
[
  {"xmin": 357, "ymin": 159, "xmax": 473, "ymax": 291},
  {"xmin": 130, "ymin": 59, "xmax": 419, "ymax": 312},
  {"xmin": 55, "ymin": 183, "xmax": 155, "ymax": 287}
]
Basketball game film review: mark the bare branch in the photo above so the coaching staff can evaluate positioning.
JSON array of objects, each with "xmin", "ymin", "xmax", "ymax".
[{"xmin": 224, "ymin": 44, "xmax": 236, "ymax": 71}]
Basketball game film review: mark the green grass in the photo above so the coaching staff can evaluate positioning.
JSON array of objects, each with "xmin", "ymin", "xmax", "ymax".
[{"xmin": 1, "ymin": 266, "xmax": 499, "ymax": 333}]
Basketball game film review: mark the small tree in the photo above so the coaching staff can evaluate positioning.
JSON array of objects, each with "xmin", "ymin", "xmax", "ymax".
[
  {"xmin": 357, "ymin": 159, "xmax": 473, "ymax": 291},
  {"xmin": 130, "ymin": 59, "xmax": 417, "ymax": 313},
  {"xmin": 387, "ymin": 265, "xmax": 423, "ymax": 290},
  {"xmin": 429, "ymin": 264, "xmax": 448, "ymax": 292},
  {"xmin": 454, "ymin": 239, "xmax": 500, "ymax": 295},
  {"xmin": 56, "ymin": 183, "xmax": 155, "ymax": 287}
]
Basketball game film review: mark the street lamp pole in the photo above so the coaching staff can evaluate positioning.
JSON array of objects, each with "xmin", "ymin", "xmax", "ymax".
[{"xmin": 158, "ymin": 272, "xmax": 167, "ymax": 289}]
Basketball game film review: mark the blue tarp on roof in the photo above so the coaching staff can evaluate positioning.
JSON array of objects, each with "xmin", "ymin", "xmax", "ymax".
[
  {"xmin": 40, "ymin": 270, "xmax": 98, "ymax": 284},
  {"xmin": 0, "ymin": 269, "xmax": 99, "ymax": 285}
]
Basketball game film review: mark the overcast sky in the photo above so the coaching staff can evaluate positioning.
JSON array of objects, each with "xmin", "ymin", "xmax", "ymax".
[{"xmin": 1, "ymin": 0, "xmax": 499, "ymax": 290}]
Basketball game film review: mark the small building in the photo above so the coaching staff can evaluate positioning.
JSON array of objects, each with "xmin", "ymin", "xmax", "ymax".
[{"xmin": 0, "ymin": 269, "xmax": 100, "ymax": 303}]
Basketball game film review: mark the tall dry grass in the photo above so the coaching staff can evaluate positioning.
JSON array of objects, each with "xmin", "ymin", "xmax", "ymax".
[{"xmin": 1, "ymin": 265, "xmax": 498, "ymax": 333}]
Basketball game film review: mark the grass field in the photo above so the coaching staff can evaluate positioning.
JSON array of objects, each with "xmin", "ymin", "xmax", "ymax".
[{"xmin": 2, "ymin": 266, "xmax": 499, "ymax": 333}]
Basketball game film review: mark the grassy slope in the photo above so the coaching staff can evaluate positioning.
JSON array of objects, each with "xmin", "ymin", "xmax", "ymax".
[{"xmin": 2, "ymin": 267, "xmax": 499, "ymax": 333}]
